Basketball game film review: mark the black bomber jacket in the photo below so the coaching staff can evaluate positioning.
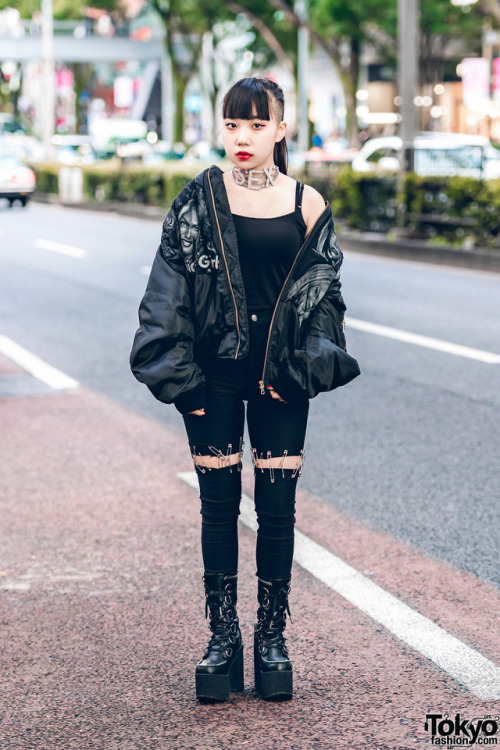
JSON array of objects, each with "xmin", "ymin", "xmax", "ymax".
[{"xmin": 130, "ymin": 165, "xmax": 360, "ymax": 414}]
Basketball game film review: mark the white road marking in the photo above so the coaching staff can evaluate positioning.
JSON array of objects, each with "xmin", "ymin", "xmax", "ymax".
[
  {"xmin": 0, "ymin": 336, "xmax": 79, "ymax": 390},
  {"xmin": 34, "ymin": 238, "xmax": 87, "ymax": 259},
  {"xmin": 179, "ymin": 470, "xmax": 500, "ymax": 701},
  {"xmin": 140, "ymin": 266, "xmax": 151, "ymax": 276},
  {"xmin": 347, "ymin": 317, "xmax": 500, "ymax": 364}
]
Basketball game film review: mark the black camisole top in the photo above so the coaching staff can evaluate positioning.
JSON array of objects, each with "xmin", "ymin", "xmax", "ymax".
[{"xmin": 232, "ymin": 181, "xmax": 307, "ymax": 311}]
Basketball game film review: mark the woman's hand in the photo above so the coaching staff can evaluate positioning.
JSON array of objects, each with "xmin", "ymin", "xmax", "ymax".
[
  {"xmin": 188, "ymin": 408, "xmax": 206, "ymax": 416},
  {"xmin": 267, "ymin": 385, "xmax": 287, "ymax": 404}
]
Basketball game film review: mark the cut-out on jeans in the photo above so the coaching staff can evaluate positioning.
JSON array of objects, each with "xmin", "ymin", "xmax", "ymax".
[{"xmin": 182, "ymin": 310, "xmax": 309, "ymax": 580}]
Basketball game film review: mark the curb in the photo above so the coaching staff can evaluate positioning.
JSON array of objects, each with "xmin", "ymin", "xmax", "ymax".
[
  {"xmin": 32, "ymin": 193, "xmax": 166, "ymax": 222},
  {"xmin": 338, "ymin": 228, "xmax": 500, "ymax": 273},
  {"xmin": 32, "ymin": 194, "xmax": 500, "ymax": 273}
]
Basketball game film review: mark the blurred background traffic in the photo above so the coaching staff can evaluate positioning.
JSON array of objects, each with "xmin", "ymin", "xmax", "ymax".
[{"xmin": 1, "ymin": 0, "xmax": 500, "ymax": 243}]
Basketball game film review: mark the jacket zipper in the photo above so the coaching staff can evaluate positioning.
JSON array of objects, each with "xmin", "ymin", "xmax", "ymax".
[
  {"xmin": 258, "ymin": 211, "xmax": 327, "ymax": 395},
  {"xmin": 207, "ymin": 167, "xmax": 241, "ymax": 359}
]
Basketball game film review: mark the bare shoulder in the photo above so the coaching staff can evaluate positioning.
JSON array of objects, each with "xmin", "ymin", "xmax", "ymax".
[{"xmin": 301, "ymin": 184, "xmax": 326, "ymax": 231}]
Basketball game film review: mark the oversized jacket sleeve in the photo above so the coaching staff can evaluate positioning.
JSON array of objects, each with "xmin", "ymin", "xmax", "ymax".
[
  {"xmin": 129, "ymin": 199, "xmax": 206, "ymax": 414},
  {"xmin": 300, "ymin": 234, "xmax": 347, "ymax": 351},
  {"xmin": 277, "ymin": 220, "xmax": 360, "ymax": 401}
]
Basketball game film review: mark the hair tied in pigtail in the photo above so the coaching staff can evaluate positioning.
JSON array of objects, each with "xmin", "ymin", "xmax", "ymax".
[{"xmin": 222, "ymin": 77, "xmax": 288, "ymax": 175}]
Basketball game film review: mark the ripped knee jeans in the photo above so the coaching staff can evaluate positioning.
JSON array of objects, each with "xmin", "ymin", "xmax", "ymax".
[{"xmin": 182, "ymin": 310, "xmax": 309, "ymax": 580}]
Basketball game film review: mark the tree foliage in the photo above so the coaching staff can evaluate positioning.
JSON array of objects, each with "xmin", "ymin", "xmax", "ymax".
[
  {"xmin": 228, "ymin": 0, "xmax": 297, "ymax": 74},
  {"xmin": 309, "ymin": 0, "xmax": 396, "ymax": 144},
  {"xmin": 419, "ymin": 0, "xmax": 483, "ymax": 84},
  {"xmin": 7, "ymin": 0, "xmax": 500, "ymax": 146},
  {"xmin": 149, "ymin": 0, "xmax": 231, "ymax": 142},
  {"xmin": 264, "ymin": 0, "xmax": 486, "ymax": 144},
  {"xmin": 0, "ymin": 0, "xmax": 124, "ymax": 20}
]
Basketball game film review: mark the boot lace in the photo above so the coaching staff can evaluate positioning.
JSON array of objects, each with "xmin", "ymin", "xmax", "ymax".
[
  {"xmin": 255, "ymin": 583, "xmax": 292, "ymax": 655},
  {"xmin": 204, "ymin": 587, "xmax": 238, "ymax": 658}
]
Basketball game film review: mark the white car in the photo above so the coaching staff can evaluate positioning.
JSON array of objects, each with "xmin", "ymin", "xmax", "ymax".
[
  {"xmin": 0, "ymin": 154, "xmax": 36, "ymax": 206},
  {"xmin": 351, "ymin": 133, "xmax": 500, "ymax": 179},
  {"xmin": 51, "ymin": 135, "xmax": 95, "ymax": 165}
]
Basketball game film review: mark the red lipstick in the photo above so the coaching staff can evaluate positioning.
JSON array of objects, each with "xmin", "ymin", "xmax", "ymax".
[{"xmin": 236, "ymin": 151, "xmax": 252, "ymax": 160}]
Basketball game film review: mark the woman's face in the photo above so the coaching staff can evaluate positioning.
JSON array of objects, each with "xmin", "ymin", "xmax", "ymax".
[
  {"xmin": 222, "ymin": 104, "xmax": 286, "ymax": 171},
  {"xmin": 178, "ymin": 202, "xmax": 199, "ymax": 257}
]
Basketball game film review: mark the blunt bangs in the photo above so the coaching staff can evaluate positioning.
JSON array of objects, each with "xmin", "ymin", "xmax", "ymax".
[{"xmin": 222, "ymin": 79, "xmax": 272, "ymax": 121}]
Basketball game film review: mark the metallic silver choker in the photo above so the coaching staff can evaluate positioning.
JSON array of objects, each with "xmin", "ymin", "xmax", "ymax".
[{"xmin": 232, "ymin": 165, "xmax": 279, "ymax": 190}]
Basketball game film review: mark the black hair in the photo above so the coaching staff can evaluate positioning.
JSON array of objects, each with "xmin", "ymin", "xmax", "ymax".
[{"xmin": 222, "ymin": 77, "xmax": 288, "ymax": 175}]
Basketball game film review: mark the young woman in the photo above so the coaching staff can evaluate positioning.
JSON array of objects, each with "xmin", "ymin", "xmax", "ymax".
[{"xmin": 130, "ymin": 76, "xmax": 359, "ymax": 703}]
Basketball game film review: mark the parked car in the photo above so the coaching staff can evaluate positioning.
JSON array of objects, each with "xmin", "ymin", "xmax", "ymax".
[
  {"xmin": 0, "ymin": 113, "xmax": 27, "ymax": 135},
  {"xmin": 351, "ymin": 133, "xmax": 500, "ymax": 179},
  {"xmin": 0, "ymin": 134, "xmax": 45, "ymax": 163},
  {"xmin": 51, "ymin": 135, "xmax": 95, "ymax": 165},
  {"xmin": 0, "ymin": 154, "xmax": 36, "ymax": 206},
  {"xmin": 183, "ymin": 140, "xmax": 226, "ymax": 163},
  {"xmin": 313, "ymin": 138, "xmax": 358, "ymax": 162}
]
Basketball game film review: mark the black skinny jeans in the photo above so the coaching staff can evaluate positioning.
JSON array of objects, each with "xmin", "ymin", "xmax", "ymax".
[{"xmin": 183, "ymin": 311, "xmax": 309, "ymax": 581}]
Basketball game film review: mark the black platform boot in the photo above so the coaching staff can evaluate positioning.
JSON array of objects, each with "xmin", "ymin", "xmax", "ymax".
[
  {"xmin": 254, "ymin": 577, "xmax": 293, "ymax": 700},
  {"xmin": 195, "ymin": 572, "xmax": 244, "ymax": 702}
]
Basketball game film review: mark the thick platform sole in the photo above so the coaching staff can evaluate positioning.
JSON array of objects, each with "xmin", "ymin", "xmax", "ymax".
[
  {"xmin": 254, "ymin": 652, "xmax": 293, "ymax": 700},
  {"xmin": 195, "ymin": 645, "xmax": 244, "ymax": 702}
]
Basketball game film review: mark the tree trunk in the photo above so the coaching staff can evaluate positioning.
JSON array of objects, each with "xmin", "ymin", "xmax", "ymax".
[
  {"xmin": 342, "ymin": 38, "xmax": 361, "ymax": 148},
  {"xmin": 479, "ymin": 0, "xmax": 500, "ymax": 24},
  {"xmin": 340, "ymin": 73, "xmax": 357, "ymax": 147},
  {"xmin": 173, "ymin": 69, "xmax": 187, "ymax": 145},
  {"xmin": 266, "ymin": 0, "xmax": 363, "ymax": 147}
]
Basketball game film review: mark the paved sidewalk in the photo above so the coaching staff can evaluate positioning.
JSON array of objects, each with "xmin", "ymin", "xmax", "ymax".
[{"xmin": 2, "ymin": 356, "xmax": 499, "ymax": 749}]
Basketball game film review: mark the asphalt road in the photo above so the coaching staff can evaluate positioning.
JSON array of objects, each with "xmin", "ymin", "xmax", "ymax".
[{"xmin": 1, "ymin": 200, "xmax": 499, "ymax": 589}]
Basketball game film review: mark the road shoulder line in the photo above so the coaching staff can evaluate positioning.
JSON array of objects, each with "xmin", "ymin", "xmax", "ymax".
[
  {"xmin": 0, "ymin": 336, "xmax": 79, "ymax": 390},
  {"xmin": 34, "ymin": 238, "xmax": 87, "ymax": 258},
  {"xmin": 179, "ymin": 470, "xmax": 500, "ymax": 701},
  {"xmin": 347, "ymin": 317, "xmax": 500, "ymax": 363}
]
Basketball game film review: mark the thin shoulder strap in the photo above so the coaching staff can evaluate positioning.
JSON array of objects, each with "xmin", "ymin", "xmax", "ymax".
[{"xmin": 295, "ymin": 181, "xmax": 305, "ymax": 210}]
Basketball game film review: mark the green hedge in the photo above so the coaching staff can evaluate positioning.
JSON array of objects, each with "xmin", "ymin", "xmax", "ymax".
[
  {"xmin": 31, "ymin": 161, "xmax": 500, "ymax": 248},
  {"xmin": 325, "ymin": 169, "xmax": 399, "ymax": 232},
  {"xmin": 403, "ymin": 173, "xmax": 500, "ymax": 246},
  {"xmin": 81, "ymin": 164, "xmax": 199, "ymax": 206},
  {"xmin": 316, "ymin": 170, "xmax": 500, "ymax": 247},
  {"xmin": 32, "ymin": 163, "xmax": 60, "ymax": 194},
  {"xmin": 31, "ymin": 161, "xmax": 200, "ymax": 208}
]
